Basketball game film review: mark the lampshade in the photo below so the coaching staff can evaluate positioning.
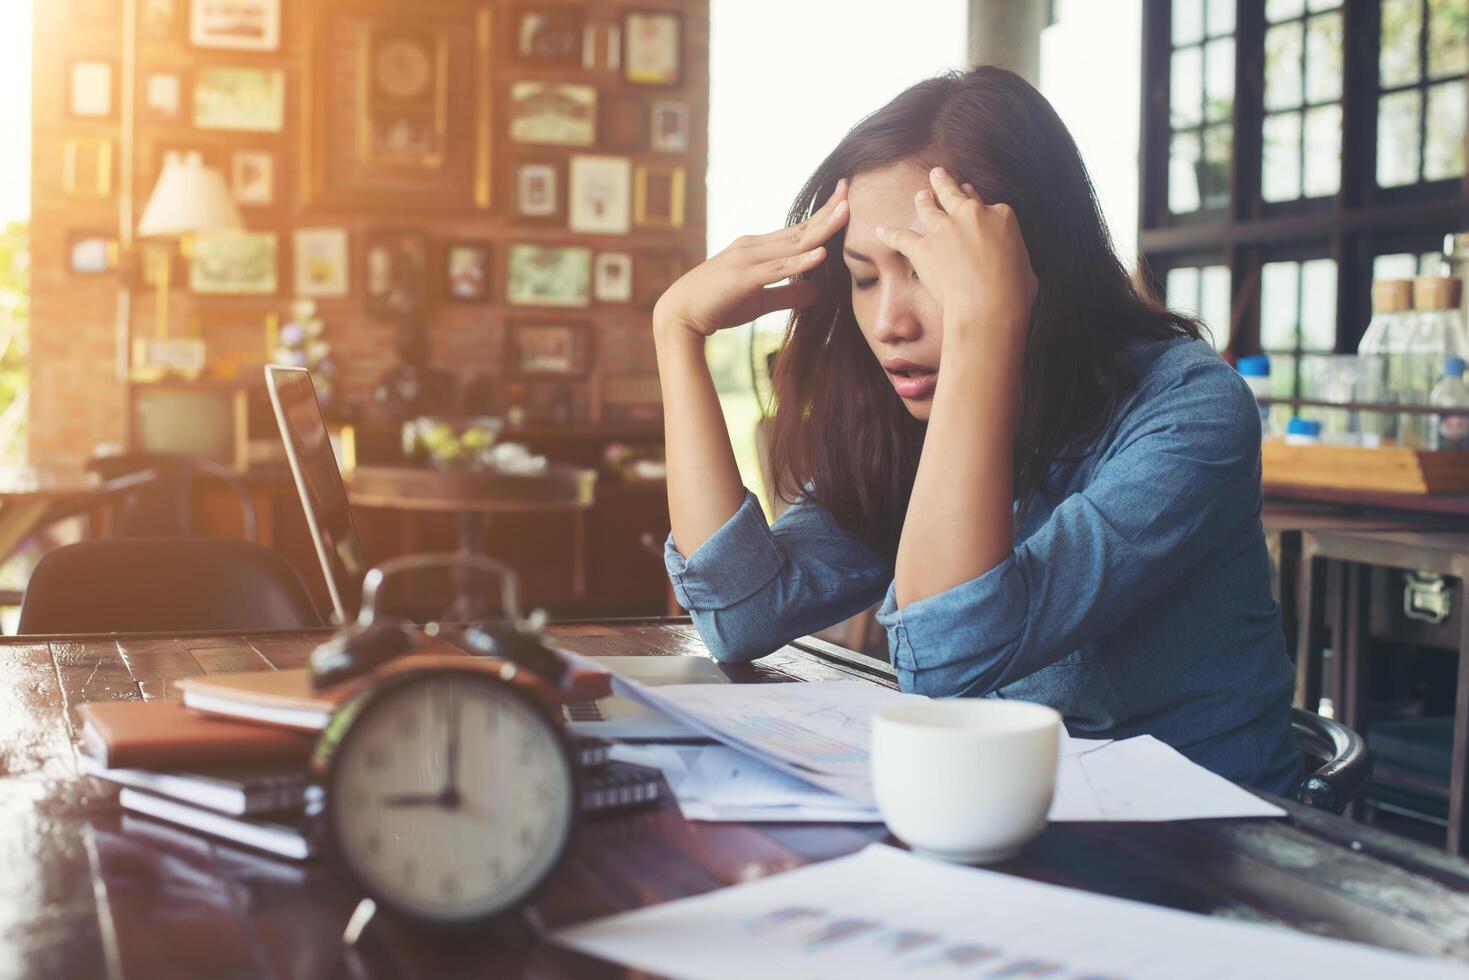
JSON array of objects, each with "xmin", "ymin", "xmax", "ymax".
[{"xmin": 136, "ymin": 151, "xmax": 244, "ymax": 239}]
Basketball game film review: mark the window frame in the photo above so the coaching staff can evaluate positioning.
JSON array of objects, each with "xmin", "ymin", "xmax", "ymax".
[{"xmin": 1139, "ymin": 0, "xmax": 1469, "ymax": 361}]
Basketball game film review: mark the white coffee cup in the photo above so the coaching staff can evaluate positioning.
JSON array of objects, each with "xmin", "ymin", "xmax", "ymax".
[{"xmin": 871, "ymin": 699, "xmax": 1062, "ymax": 865}]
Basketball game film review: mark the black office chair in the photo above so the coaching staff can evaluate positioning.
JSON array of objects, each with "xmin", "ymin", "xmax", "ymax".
[
  {"xmin": 17, "ymin": 538, "xmax": 322, "ymax": 634},
  {"xmin": 86, "ymin": 452, "xmax": 258, "ymax": 543},
  {"xmin": 1292, "ymin": 707, "xmax": 1373, "ymax": 813}
]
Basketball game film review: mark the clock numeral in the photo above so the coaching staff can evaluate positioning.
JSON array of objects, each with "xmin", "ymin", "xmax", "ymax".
[
  {"xmin": 394, "ymin": 709, "xmax": 418, "ymax": 736},
  {"xmin": 439, "ymin": 874, "xmax": 460, "ymax": 900},
  {"xmin": 516, "ymin": 739, "xmax": 534, "ymax": 765},
  {"xmin": 402, "ymin": 860, "xmax": 417, "ymax": 885},
  {"xmin": 518, "ymin": 826, "xmax": 535, "ymax": 848},
  {"xmin": 366, "ymin": 745, "xmax": 390, "ymax": 770},
  {"xmin": 534, "ymin": 782, "xmax": 558, "ymax": 803},
  {"xmin": 487, "ymin": 859, "xmax": 504, "ymax": 882},
  {"xmin": 366, "ymin": 833, "xmax": 382, "ymax": 855}
]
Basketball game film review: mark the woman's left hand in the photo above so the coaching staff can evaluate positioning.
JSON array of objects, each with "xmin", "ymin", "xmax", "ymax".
[{"xmin": 875, "ymin": 167, "xmax": 1038, "ymax": 350}]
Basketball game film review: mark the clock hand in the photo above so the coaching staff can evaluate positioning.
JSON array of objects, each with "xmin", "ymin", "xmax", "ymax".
[{"xmin": 442, "ymin": 686, "xmax": 462, "ymax": 809}]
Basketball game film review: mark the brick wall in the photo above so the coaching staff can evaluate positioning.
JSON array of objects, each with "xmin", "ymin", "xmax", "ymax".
[{"xmin": 30, "ymin": 0, "xmax": 708, "ymax": 465}]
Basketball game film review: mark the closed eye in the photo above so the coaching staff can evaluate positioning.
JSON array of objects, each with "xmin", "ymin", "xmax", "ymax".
[{"xmin": 852, "ymin": 270, "xmax": 919, "ymax": 291}]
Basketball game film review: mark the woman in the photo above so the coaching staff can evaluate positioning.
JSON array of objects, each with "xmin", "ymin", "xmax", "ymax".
[{"xmin": 653, "ymin": 66, "xmax": 1298, "ymax": 794}]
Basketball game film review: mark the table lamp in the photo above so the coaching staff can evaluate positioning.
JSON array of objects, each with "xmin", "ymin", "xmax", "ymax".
[{"xmin": 132, "ymin": 151, "xmax": 243, "ymax": 378}]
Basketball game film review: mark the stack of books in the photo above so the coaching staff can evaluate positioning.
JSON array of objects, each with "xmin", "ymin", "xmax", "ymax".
[{"xmin": 80, "ymin": 668, "xmax": 663, "ymax": 861}]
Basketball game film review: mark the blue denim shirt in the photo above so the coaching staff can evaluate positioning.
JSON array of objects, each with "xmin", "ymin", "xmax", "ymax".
[{"xmin": 665, "ymin": 337, "xmax": 1299, "ymax": 795}]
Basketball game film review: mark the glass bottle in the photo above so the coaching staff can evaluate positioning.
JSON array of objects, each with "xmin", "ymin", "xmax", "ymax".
[
  {"xmin": 1402, "ymin": 277, "xmax": 1468, "ymax": 448},
  {"xmin": 1358, "ymin": 279, "xmax": 1413, "ymax": 446}
]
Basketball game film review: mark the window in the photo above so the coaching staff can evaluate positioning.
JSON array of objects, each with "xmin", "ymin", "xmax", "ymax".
[
  {"xmin": 1165, "ymin": 262, "xmax": 1232, "ymax": 349},
  {"xmin": 1378, "ymin": 0, "xmax": 1467, "ymax": 187},
  {"xmin": 1141, "ymin": 0, "xmax": 1468, "ymax": 369},
  {"xmin": 1168, "ymin": 0, "xmax": 1236, "ymax": 213},
  {"xmin": 1261, "ymin": 0, "xmax": 1343, "ymax": 202}
]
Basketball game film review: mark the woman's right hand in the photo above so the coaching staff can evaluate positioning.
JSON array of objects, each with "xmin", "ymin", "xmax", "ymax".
[{"xmin": 654, "ymin": 179, "xmax": 850, "ymax": 339}]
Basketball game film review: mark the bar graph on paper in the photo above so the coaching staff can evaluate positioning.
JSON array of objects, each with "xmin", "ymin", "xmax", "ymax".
[{"xmin": 555, "ymin": 845, "xmax": 1469, "ymax": 980}]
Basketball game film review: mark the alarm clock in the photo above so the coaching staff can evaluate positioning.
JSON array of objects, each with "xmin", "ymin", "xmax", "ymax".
[
  {"xmin": 310, "ymin": 553, "xmax": 594, "ymax": 930},
  {"xmin": 315, "ymin": 656, "xmax": 578, "ymax": 927}
]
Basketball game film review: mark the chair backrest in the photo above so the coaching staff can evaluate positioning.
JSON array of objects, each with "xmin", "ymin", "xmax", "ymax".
[
  {"xmin": 87, "ymin": 452, "xmax": 258, "ymax": 542},
  {"xmin": 17, "ymin": 538, "xmax": 322, "ymax": 635},
  {"xmin": 1291, "ymin": 707, "xmax": 1373, "ymax": 813}
]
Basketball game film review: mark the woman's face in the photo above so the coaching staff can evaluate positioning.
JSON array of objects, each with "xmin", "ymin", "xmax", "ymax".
[{"xmin": 843, "ymin": 160, "xmax": 946, "ymax": 421}]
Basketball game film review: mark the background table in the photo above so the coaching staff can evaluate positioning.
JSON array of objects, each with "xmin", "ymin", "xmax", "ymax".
[{"xmin": 3, "ymin": 622, "xmax": 1468, "ymax": 977}]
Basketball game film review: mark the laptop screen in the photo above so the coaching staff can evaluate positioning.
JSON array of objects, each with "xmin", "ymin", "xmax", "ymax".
[{"xmin": 265, "ymin": 366, "xmax": 366, "ymax": 624}]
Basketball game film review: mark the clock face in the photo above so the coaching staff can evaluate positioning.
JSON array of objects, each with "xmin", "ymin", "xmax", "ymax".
[
  {"xmin": 328, "ymin": 671, "xmax": 576, "ymax": 924},
  {"xmin": 375, "ymin": 39, "xmax": 433, "ymax": 101}
]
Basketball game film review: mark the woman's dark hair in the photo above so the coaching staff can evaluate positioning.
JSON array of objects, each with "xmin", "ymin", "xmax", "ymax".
[{"xmin": 766, "ymin": 65, "xmax": 1202, "ymax": 563}]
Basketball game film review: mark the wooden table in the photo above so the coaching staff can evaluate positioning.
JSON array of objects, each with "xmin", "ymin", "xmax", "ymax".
[
  {"xmin": 0, "ymin": 465, "xmax": 156, "ymax": 563},
  {"xmin": 348, "ymin": 464, "xmax": 597, "ymax": 602},
  {"xmin": 5, "ymin": 621, "xmax": 1469, "ymax": 977},
  {"xmin": 1299, "ymin": 529, "xmax": 1469, "ymax": 856}
]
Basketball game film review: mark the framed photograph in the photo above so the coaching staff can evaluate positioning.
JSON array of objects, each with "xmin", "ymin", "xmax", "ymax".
[
  {"xmin": 508, "ymin": 322, "xmax": 592, "ymax": 377},
  {"xmin": 62, "ymin": 137, "xmax": 113, "ymax": 198},
  {"xmin": 294, "ymin": 228, "xmax": 350, "ymax": 298},
  {"xmin": 633, "ymin": 163, "xmax": 687, "ymax": 229},
  {"xmin": 69, "ymin": 61, "xmax": 114, "ymax": 119},
  {"xmin": 194, "ymin": 67, "xmax": 285, "ymax": 132},
  {"xmin": 507, "ymin": 244, "xmax": 591, "ymax": 308},
  {"xmin": 444, "ymin": 241, "xmax": 491, "ymax": 303},
  {"xmin": 582, "ymin": 22, "xmax": 620, "ymax": 71},
  {"xmin": 514, "ymin": 7, "xmax": 585, "ymax": 66},
  {"xmin": 230, "ymin": 150, "xmax": 276, "ymax": 207},
  {"xmin": 142, "ymin": 72, "xmax": 185, "ymax": 123},
  {"xmin": 639, "ymin": 251, "xmax": 685, "ymax": 309},
  {"xmin": 364, "ymin": 229, "xmax": 429, "ymax": 320},
  {"xmin": 142, "ymin": 0, "xmax": 180, "ymax": 41},
  {"xmin": 569, "ymin": 155, "xmax": 631, "ymax": 235},
  {"xmin": 190, "ymin": 231, "xmax": 279, "ymax": 295},
  {"xmin": 601, "ymin": 373, "xmax": 662, "ymax": 422},
  {"xmin": 651, "ymin": 101, "xmax": 689, "ymax": 153},
  {"xmin": 593, "ymin": 252, "xmax": 634, "ymax": 303},
  {"xmin": 364, "ymin": 26, "xmax": 448, "ymax": 166},
  {"xmin": 605, "ymin": 95, "xmax": 645, "ymax": 150},
  {"xmin": 68, "ymin": 231, "xmax": 117, "ymax": 275},
  {"xmin": 190, "ymin": 0, "xmax": 281, "ymax": 52},
  {"xmin": 623, "ymin": 11, "xmax": 681, "ymax": 86},
  {"xmin": 509, "ymin": 81, "xmax": 596, "ymax": 147},
  {"xmin": 515, "ymin": 162, "xmax": 560, "ymax": 220}
]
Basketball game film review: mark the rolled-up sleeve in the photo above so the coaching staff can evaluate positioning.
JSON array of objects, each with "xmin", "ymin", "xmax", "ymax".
[
  {"xmin": 876, "ymin": 357, "xmax": 1263, "ymax": 697},
  {"xmin": 665, "ymin": 489, "xmax": 891, "ymax": 662}
]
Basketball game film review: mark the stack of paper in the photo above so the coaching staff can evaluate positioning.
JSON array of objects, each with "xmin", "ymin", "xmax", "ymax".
[{"xmin": 553, "ymin": 843, "xmax": 1469, "ymax": 980}]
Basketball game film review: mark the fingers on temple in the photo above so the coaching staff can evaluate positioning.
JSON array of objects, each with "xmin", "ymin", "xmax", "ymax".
[
  {"xmin": 759, "ymin": 279, "xmax": 821, "ymax": 314},
  {"xmin": 752, "ymin": 247, "xmax": 825, "ymax": 286}
]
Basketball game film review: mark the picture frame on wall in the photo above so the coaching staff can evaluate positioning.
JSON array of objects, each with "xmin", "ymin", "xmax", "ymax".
[
  {"xmin": 363, "ymin": 26, "xmax": 448, "ymax": 166},
  {"xmin": 68, "ymin": 231, "xmax": 117, "ymax": 276},
  {"xmin": 514, "ymin": 7, "xmax": 585, "ymax": 67},
  {"xmin": 142, "ymin": 0, "xmax": 180, "ymax": 41},
  {"xmin": 593, "ymin": 252, "xmax": 634, "ymax": 303},
  {"xmin": 364, "ymin": 229, "xmax": 429, "ymax": 320},
  {"xmin": 190, "ymin": 0, "xmax": 281, "ymax": 52},
  {"xmin": 508, "ymin": 321, "xmax": 592, "ymax": 377},
  {"xmin": 69, "ymin": 61, "xmax": 114, "ymax": 119},
  {"xmin": 444, "ymin": 241, "xmax": 491, "ymax": 303},
  {"xmin": 569, "ymin": 156, "xmax": 631, "ymax": 235},
  {"xmin": 62, "ymin": 137, "xmax": 113, "ymax": 198},
  {"xmin": 604, "ymin": 95, "xmax": 645, "ymax": 150},
  {"xmin": 293, "ymin": 228, "xmax": 350, "ymax": 298},
  {"xmin": 142, "ymin": 72, "xmax": 186, "ymax": 123},
  {"xmin": 582, "ymin": 22, "xmax": 621, "ymax": 71},
  {"xmin": 190, "ymin": 231, "xmax": 279, "ymax": 295},
  {"xmin": 633, "ymin": 163, "xmax": 687, "ymax": 229},
  {"xmin": 651, "ymin": 101, "xmax": 689, "ymax": 153},
  {"xmin": 230, "ymin": 150, "xmax": 275, "ymax": 207},
  {"xmin": 623, "ymin": 11, "xmax": 681, "ymax": 86},
  {"xmin": 194, "ymin": 67, "xmax": 285, "ymax": 132},
  {"xmin": 515, "ymin": 162, "xmax": 560, "ymax": 220},
  {"xmin": 507, "ymin": 244, "xmax": 591, "ymax": 308},
  {"xmin": 509, "ymin": 81, "xmax": 597, "ymax": 147}
]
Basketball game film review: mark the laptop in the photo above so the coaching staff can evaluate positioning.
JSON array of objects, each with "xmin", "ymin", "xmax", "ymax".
[{"xmin": 264, "ymin": 365, "xmax": 724, "ymax": 739}]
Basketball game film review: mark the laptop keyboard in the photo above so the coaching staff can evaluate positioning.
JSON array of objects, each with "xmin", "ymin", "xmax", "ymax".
[{"xmin": 564, "ymin": 700, "xmax": 604, "ymax": 722}]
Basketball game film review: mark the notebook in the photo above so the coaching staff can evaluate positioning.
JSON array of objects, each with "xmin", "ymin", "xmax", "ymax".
[
  {"xmin": 81, "ymin": 756, "xmax": 320, "ymax": 816},
  {"xmin": 78, "ymin": 699, "xmax": 316, "ymax": 769},
  {"xmin": 175, "ymin": 668, "xmax": 355, "ymax": 731},
  {"xmin": 119, "ymin": 788, "xmax": 318, "ymax": 861}
]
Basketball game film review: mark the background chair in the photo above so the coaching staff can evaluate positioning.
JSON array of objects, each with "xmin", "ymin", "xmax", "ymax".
[
  {"xmin": 17, "ymin": 538, "xmax": 321, "ymax": 634},
  {"xmin": 1292, "ymin": 707, "xmax": 1373, "ymax": 813},
  {"xmin": 87, "ymin": 452, "xmax": 258, "ymax": 542}
]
